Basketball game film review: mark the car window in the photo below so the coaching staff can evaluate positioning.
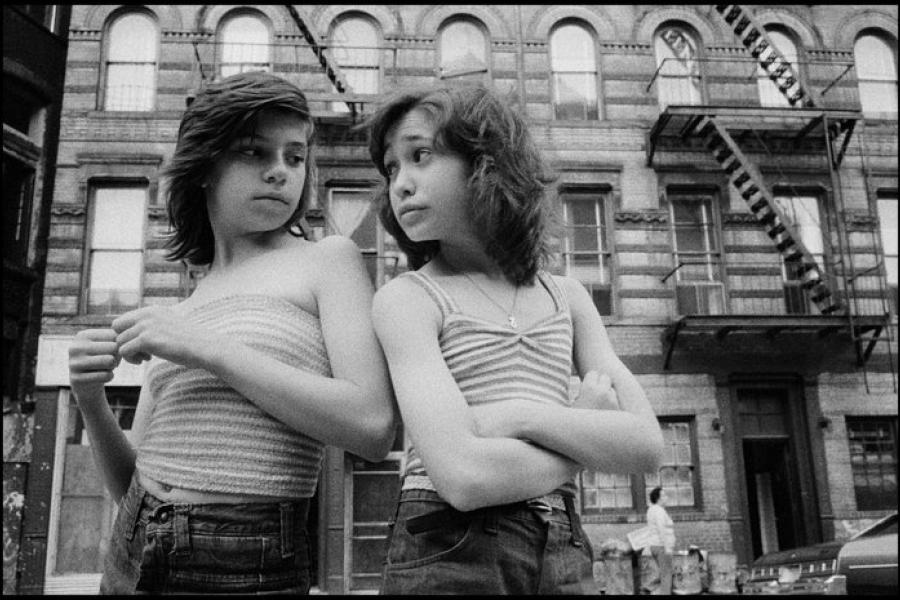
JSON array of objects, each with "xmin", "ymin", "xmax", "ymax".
[{"xmin": 855, "ymin": 513, "xmax": 898, "ymax": 539}]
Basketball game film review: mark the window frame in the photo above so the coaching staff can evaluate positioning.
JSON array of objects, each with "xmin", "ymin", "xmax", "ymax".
[
  {"xmin": 217, "ymin": 10, "xmax": 272, "ymax": 79},
  {"xmin": 772, "ymin": 191, "xmax": 828, "ymax": 315},
  {"xmin": 845, "ymin": 416, "xmax": 898, "ymax": 512},
  {"xmin": 876, "ymin": 191, "xmax": 898, "ymax": 315},
  {"xmin": 667, "ymin": 190, "xmax": 726, "ymax": 316},
  {"xmin": 328, "ymin": 13, "xmax": 382, "ymax": 112},
  {"xmin": 579, "ymin": 416, "xmax": 701, "ymax": 517},
  {"xmin": 653, "ymin": 23, "xmax": 705, "ymax": 109},
  {"xmin": 325, "ymin": 185, "xmax": 405, "ymax": 288},
  {"xmin": 549, "ymin": 20, "xmax": 601, "ymax": 121},
  {"xmin": 756, "ymin": 27, "xmax": 803, "ymax": 108},
  {"xmin": 437, "ymin": 17, "xmax": 490, "ymax": 82},
  {"xmin": 45, "ymin": 387, "xmax": 140, "ymax": 591},
  {"xmin": 101, "ymin": 10, "xmax": 158, "ymax": 112},
  {"xmin": 559, "ymin": 186, "xmax": 615, "ymax": 316},
  {"xmin": 81, "ymin": 182, "xmax": 148, "ymax": 315},
  {"xmin": 854, "ymin": 30, "xmax": 899, "ymax": 119}
]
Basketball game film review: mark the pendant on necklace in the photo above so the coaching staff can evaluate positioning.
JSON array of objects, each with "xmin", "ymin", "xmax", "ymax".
[{"xmin": 508, "ymin": 315, "xmax": 518, "ymax": 329}]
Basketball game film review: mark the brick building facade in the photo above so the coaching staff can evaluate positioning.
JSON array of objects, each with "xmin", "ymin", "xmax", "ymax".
[{"xmin": 10, "ymin": 4, "xmax": 898, "ymax": 594}]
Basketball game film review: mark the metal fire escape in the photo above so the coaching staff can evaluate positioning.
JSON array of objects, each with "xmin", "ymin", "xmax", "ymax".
[{"xmin": 650, "ymin": 4, "xmax": 894, "ymax": 388}]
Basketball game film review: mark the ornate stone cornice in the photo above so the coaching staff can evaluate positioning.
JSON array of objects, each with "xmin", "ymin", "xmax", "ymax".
[
  {"xmin": 51, "ymin": 205, "xmax": 86, "ymax": 217},
  {"xmin": 615, "ymin": 211, "xmax": 668, "ymax": 224},
  {"xmin": 723, "ymin": 212, "xmax": 761, "ymax": 225}
]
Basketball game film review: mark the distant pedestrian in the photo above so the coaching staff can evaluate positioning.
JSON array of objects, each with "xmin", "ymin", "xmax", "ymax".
[{"xmin": 646, "ymin": 486, "xmax": 676, "ymax": 594}]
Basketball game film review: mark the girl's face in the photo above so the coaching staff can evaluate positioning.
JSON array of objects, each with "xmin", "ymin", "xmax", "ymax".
[
  {"xmin": 382, "ymin": 107, "xmax": 476, "ymax": 246},
  {"xmin": 205, "ymin": 109, "xmax": 310, "ymax": 237}
]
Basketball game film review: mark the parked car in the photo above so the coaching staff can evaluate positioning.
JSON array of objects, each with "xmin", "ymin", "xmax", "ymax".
[{"xmin": 743, "ymin": 512, "xmax": 897, "ymax": 595}]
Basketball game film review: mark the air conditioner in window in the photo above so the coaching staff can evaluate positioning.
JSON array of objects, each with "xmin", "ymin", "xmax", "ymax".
[{"xmin": 676, "ymin": 282, "xmax": 725, "ymax": 315}]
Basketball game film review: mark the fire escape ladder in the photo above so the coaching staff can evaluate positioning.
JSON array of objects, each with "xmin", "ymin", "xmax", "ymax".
[
  {"xmin": 714, "ymin": 4, "xmax": 817, "ymax": 109},
  {"xmin": 284, "ymin": 4, "xmax": 356, "ymax": 116},
  {"xmin": 694, "ymin": 115, "xmax": 843, "ymax": 315}
]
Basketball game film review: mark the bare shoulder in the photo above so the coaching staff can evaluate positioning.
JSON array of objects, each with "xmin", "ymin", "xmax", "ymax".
[
  {"xmin": 551, "ymin": 274, "xmax": 591, "ymax": 303},
  {"xmin": 309, "ymin": 234, "xmax": 365, "ymax": 265},
  {"xmin": 372, "ymin": 274, "xmax": 440, "ymax": 336}
]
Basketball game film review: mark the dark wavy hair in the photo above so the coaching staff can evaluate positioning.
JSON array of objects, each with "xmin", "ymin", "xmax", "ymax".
[
  {"xmin": 363, "ymin": 84, "xmax": 557, "ymax": 285},
  {"xmin": 164, "ymin": 71, "xmax": 317, "ymax": 265}
]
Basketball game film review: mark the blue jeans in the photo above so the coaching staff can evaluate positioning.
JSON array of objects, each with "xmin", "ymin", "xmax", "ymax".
[
  {"xmin": 100, "ymin": 475, "xmax": 312, "ymax": 595},
  {"xmin": 380, "ymin": 488, "xmax": 596, "ymax": 594}
]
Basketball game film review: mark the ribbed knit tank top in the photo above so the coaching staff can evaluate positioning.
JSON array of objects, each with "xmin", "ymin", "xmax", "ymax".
[
  {"xmin": 136, "ymin": 295, "xmax": 330, "ymax": 498},
  {"xmin": 401, "ymin": 270, "xmax": 577, "ymax": 498}
]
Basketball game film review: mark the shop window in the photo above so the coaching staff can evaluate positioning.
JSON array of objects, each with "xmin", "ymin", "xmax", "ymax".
[
  {"xmin": 561, "ymin": 189, "xmax": 612, "ymax": 315},
  {"xmin": 550, "ymin": 21, "xmax": 599, "ymax": 120},
  {"xmin": 103, "ymin": 12, "xmax": 157, "ymax": 111},
  {"xmin": 84, "ymin": 185, "xmax": 147, "ymax": 314},
  {"xmin": 846, "ymin": 417, "xmax": 898, "ymax": 511}
]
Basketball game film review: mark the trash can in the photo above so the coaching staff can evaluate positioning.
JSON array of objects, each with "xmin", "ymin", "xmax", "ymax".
[
  {"xmin": 594, "ymin": 542, "xmax": 635, "ymax": 595},
  {"xmin": 707, "ymin": 552, "xmax": 738, "ymax": 594},
  {"xmin": 672, "ymin": 549, "xmax": 703, "ymax": 594}
]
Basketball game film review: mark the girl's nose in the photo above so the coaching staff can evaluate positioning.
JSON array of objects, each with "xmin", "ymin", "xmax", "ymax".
[
  {"xmin": 391, "ymin": 167, "xmax": 414, "ymax": 197},
  {"xmin": 263, "ymin": 159, "xmax": 287, "ymax": 185}
]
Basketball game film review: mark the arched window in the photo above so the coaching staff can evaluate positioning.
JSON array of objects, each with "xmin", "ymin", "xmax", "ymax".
[
  {"xmin": 438, "ymin": 18, "xmax": 489, "ymax": 81},
  {"xmin": 329, "ymin": 15, "xmax": 380, "ymax": 112},
  {"xmin": 104, "ymin": 12, "xmax": 157, "ymax": 111},
  {"xmin": 757, "ymin": 28, "xmax": 800, "ymax": 108},
  {"xmin": 550, "ymin": 22, "xmax": 599, "ymax": 120},
  {"xmin": 653, "ymin": 24, "xmax": 702, "ymax": 109},
  {"xmin": 854, "ymin": 31, "xmax": 898, "ymax": 118},
  {"xmin": 219, "ymin": 12, "xmax": 270, "ymax": 78}
]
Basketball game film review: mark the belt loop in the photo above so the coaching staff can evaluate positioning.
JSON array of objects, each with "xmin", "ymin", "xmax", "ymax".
[
  {"xmin": 482, "ymin": 508, "xmax": 499, "ymax": 535},
  {"xmin": 280, "ymin": 502, "xmax": 295, "ymax": 559},
  {"xmin": 563, "ymin": 495, "xmax": 584, "ymax": 547},
  {"xmin": 173, "ymin": 505, "xmax": 191, "ymax": 557}
]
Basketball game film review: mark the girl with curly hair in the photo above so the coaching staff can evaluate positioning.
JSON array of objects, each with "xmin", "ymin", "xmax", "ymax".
[{"xmin": 364, "ymin": 84, "xmax": 664, "ymax": 594}]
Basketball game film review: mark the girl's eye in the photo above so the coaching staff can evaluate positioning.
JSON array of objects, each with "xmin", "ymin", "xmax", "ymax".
[
  {"xmin": 287, "ymin": 154, "xmax": 305, "ymax": 166},
  {"xmin": 413, "ymin": 148, "xmax": 431, "ymax": 162},
  {"xmin": 384, "ymin": 162, "xmax": 398, "ymax": 178},
  {"xmin": 237, "ymin": 146, "xmax": 260, "ymax": 157}
]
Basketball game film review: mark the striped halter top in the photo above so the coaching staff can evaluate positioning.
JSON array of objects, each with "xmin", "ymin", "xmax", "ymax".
[
  {"xmin": 401, "ymin": 270, "xmax": 577, "ymax": 497},
  {"xmin": 136, "ymin": 295, "xmax": 331, "ymax": 498}
]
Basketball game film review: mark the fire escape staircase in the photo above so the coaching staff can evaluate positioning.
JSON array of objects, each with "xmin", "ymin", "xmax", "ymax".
[{"xmin": 656, "ymin": 5, "xmax": 895, "ymax": 383}]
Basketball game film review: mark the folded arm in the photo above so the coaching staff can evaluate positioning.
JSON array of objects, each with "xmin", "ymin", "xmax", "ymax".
[
  {"xmin": 372, "ymin": 278, "xmax": 580, "ymax": 512},
  {"xmin": 483, "ymin": 276, "xmax": 664, "ymax": 473}
]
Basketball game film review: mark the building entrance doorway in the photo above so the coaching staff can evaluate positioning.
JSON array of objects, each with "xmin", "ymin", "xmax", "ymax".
[
  {"xmin": 742, "ymin": 438, "xmax": 798, "ymax": 558},
  {"xmin": 735, "ymin": 384, "xmax": 817, "ymax": 562}
]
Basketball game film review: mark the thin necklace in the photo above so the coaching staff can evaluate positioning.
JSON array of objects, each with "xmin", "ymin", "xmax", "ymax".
[{"xmin": 445, "ymin": 262, "xmax": 520, "ymax": 329}]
